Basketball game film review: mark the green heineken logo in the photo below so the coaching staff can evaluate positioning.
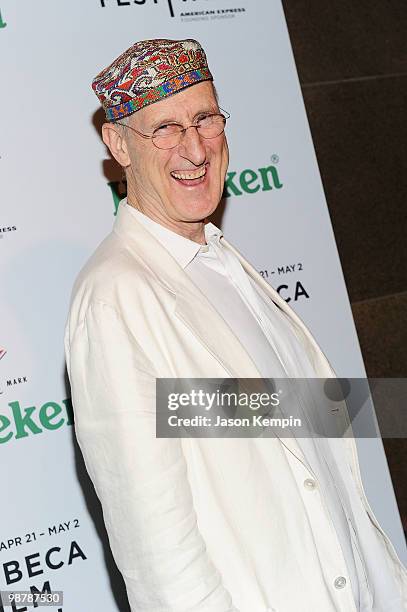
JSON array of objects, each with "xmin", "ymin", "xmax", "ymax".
[
  {"xmin": 0, "ymin": 9, "xmax": 7, "ymax": 28},
  {"xmin": 223, "ymin": 160, "xmax": 283, "ymax": 197},
  {"xmin": 108, "ymin": 156, "xmax": 283, "ymax": 215},
  {"xmin": 0, "ymin": 397, "xmax": 73, "ymax": 444}
]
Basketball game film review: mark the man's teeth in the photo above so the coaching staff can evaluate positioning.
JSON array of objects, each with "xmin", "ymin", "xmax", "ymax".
[{"xmin": 171, "ymin": 167, "xmax": 207, "ymax": 180}]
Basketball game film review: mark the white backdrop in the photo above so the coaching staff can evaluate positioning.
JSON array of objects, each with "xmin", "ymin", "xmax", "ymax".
[{"xmin": 1, "ymin": 1, "xmax": 405, "ymax": 610}]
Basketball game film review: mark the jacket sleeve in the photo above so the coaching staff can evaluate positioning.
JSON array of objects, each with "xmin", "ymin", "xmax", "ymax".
[{"xmin": 64, "ymin": 300, "xmax": 239, "ymax": 612}]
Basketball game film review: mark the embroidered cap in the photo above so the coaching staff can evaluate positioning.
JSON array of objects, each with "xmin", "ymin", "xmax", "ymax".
[{"xmin": 92, "ymin": 38, "xmax": 213, "ymax": 122}]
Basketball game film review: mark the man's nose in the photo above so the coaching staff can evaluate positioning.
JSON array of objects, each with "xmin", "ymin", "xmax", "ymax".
[{"xmin": 178, "ymin": 126, "xmax": 206, "ymax": 166}]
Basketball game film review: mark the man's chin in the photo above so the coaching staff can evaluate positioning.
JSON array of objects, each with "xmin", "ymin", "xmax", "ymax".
[
  {"xmin": 173, "ymin": 198, "xmax": 219, "ymax": 223},
  {"xmin": 165, "ymin": 184, "xmax": 217, "ymax": 216}
]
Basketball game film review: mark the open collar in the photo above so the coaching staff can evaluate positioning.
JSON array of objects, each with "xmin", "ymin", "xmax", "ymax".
[{"xmin": 124, "ymin": 199, "xmax": 223, "ymax": 269}]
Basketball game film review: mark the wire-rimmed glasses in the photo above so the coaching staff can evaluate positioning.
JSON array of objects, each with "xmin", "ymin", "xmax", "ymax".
[{"xmin": 116, "ymin": 109, "xmax": 230, "ymax": 150}]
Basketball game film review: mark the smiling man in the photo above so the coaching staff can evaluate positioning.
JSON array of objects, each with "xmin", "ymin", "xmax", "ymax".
[
  {"xmin": 64, "ymin": 39, "xmax": 407, "ymax": 612},
  {"xmin": 102, "ymin": 75, "xmax": 228, "ymax": 242}
]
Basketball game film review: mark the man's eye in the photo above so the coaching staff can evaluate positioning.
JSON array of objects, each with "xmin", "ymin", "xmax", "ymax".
[
  {"xmin": 154, "ymin": 124, "xmax": 181, "ymax": 136},
  {"xmin": 196, "ymin": 114, "xmax": 216, "ymax": 126}
]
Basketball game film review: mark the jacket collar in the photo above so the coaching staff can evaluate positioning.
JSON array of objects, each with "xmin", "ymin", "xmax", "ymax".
[{"xmin": 124, "ymin": 199, "xmax": 223, "ymax": 269}]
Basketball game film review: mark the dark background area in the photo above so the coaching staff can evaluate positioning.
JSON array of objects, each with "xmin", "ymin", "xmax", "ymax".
[{"xmin": 282, "ymin": 1, "xmax": 407, "ymax": 533}]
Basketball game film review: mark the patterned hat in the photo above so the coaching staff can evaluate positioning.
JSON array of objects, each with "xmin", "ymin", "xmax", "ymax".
[{"xmin": 92, "ymin": 38, "xmax": 213, "ymax": 122}]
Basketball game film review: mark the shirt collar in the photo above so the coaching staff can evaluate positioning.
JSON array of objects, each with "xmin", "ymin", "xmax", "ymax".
[{"xmin": 124, "ymin": 199, "xmax": 223, "ymax": 269}]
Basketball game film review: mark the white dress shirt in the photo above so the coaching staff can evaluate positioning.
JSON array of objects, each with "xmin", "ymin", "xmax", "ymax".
[{"xmin": 124, "ymin": 200, "xmax": 374, "ymax": 611}]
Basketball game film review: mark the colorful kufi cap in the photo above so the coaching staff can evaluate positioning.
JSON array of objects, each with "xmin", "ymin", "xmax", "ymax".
[{"xmin": 92, "ymin": 38, "xmax": 213, "ymax": 122}]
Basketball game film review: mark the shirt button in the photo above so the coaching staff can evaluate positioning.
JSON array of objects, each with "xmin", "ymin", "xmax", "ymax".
[
  {"xmin": 303, "ymin": 478, "xmax": 317, "ymax": 490},
  {"xmin": 334, "ymin": 576, "xmax": 347, "ymax": 589}
]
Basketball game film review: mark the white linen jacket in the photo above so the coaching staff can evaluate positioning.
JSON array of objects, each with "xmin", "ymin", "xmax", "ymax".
[{"xmin": 64, "ymin": 199, "xmax": 407, "ymax": 612}]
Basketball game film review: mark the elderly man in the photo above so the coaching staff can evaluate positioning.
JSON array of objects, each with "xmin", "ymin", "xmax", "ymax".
[{"xmin": 64, "ymin": 39, "xmax": 406, "ymax": 612}]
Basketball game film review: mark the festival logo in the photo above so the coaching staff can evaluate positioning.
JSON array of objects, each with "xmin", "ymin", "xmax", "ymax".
[
  {"xmin": 99, "ymin": 0, "xmax": 175, "ymax": 18},
  {"xmin": 98, "ymin": 0, "xmax": 246, "ymax": 20}
]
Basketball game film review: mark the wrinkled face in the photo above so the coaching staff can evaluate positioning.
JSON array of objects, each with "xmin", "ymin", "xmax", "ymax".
[{"xmin": 122, "ymin": 81, "xmax": 229, "ymax": 224}]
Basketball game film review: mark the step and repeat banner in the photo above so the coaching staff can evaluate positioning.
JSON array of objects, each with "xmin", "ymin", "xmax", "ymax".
[{"xmin": 1, "ymin": 1, "xmax": 405, "ymax": 610}]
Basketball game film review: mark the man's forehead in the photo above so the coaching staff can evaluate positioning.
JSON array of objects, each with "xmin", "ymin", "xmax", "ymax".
[{"xmin": 135, "ymin": 82, "xmax": 218, "ymax": 126}]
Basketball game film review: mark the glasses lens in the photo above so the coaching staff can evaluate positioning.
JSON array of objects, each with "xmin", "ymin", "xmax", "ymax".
[
  {"xmin": 153, "ymin": 124, "xmax": 183, "ymax": 150},
  {"xmin": 197, "ymin": 115, "xmax": 226, "ymax": 139}
]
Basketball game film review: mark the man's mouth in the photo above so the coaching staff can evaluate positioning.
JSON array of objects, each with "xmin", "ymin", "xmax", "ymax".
[{"xmin": 170, "ymin": 165, "xmax": 208, "ymax": 186}]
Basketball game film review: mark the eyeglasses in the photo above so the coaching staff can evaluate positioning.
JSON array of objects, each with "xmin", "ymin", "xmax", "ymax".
[{"xmin": 116, "ymin": 109, "xmax": 230, "ymax": 150}]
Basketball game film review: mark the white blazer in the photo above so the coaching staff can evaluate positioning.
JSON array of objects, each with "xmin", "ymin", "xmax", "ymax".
[{"xmin": 64, "ymin": 200, "xmax": 407, "ymax": 612}]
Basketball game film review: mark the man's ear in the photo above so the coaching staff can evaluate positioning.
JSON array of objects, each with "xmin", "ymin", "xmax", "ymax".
[{"xmin": 102, "ymin": 122, "xmax": 131, "ymax": 168}]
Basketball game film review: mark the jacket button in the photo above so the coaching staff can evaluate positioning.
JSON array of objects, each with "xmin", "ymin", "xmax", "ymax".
[
  {"xmin": 334, "ymin": 576, "xmax": 347, "ymax": 589},
  {"xmin": 303, "ymin": 478, "xmax": 317, "ymax": 490}
]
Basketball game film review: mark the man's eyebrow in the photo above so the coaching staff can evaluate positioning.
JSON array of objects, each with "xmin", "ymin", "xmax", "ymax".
[{"xmin": 148, "ymin": 107, "xmax": 219, "ymax": 130}]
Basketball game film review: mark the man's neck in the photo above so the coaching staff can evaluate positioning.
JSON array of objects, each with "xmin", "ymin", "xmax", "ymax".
[{"xmin": 126, "ymin": 198, "xmax": 207, "ymax": 245}]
